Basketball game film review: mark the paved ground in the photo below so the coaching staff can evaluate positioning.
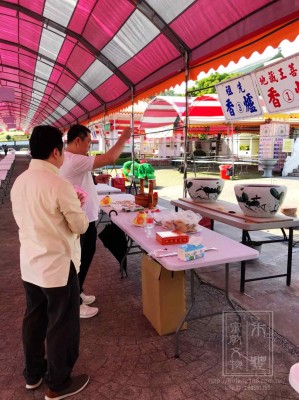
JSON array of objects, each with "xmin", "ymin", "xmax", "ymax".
[
  {"xmin": 155, "ymin": 168, "xmax": 299, "ymax": 348},
  {"xmin": 154, "ymin": 167, "xmax": 299, "ymax": 207},
  {"xmin": 1, "ymin": 156, "xmax": 299, "ymax": 400}
]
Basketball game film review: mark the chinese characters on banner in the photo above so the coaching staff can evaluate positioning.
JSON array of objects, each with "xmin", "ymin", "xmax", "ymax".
[
  {"xmin": 254, "ymin": 54, "xmax": 299, "ymax": 113},
  {"xmin": 223, "ymin": 311, "xmax": 273, "ymax": 376},
  {"xmin": 216, "ymin": 74, "xmax": 263, "ymax": 121},
  {"xmin": 259, "ymin": 124, "xmax": 289, "ymax": 171}
]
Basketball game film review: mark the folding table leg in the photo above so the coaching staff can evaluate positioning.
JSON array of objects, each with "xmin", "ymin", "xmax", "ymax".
[
  {"xmin": 240, "ymin": 261, "xmax": 246, "ymax": 293},
  {"xmin": 287, "ymin": 227, "xmax": 293, "ymax": 286},
  {"xmin": 175, "ymin": 269, "xmax": 196, "ymax": 358}
]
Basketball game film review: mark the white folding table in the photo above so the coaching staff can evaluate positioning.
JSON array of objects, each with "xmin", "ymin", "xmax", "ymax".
[
  {"xmin": 110, "ymin": 210, "xmax": 258, "ymax": 356},
  {"xmin": 96, "ymin": 183, "xmax": 121, "ymax": 195},
  {"xmin": 0, "ymin": 165, "xmax": 10, "ymax": 171}
]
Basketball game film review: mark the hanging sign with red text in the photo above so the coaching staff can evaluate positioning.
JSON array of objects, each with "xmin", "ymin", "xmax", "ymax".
[
  {"xmin": 216, "ymin": 74, "xmax": 262, "ymax": 121},
  {"xmin": 254, "ymin": 54, "xmax": 299, "ymax": 113}
]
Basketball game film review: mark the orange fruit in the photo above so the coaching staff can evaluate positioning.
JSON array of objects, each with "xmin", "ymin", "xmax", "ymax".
[{"xmin": 102, "ymin": 196, "xmax": 111, "ymax": 205}]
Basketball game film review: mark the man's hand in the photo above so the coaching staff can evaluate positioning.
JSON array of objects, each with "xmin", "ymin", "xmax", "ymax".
[
  {"xmin": 77, "ymin": 192, "xmax": 86, "ymax": 207},
  {"xmin": 74, "ymin": 185, "xmax": 88, "ymax": 207},
  {"xmin": 120, "ymin": 127, "xmax": 132, "ymax": 141},
  {"xmin": 94, "ymin": 174, "xmax": 111, "ymax": 184},
  {"xmin": 92, "ymin": 126, "xmax": 132, "ymax": 170}
]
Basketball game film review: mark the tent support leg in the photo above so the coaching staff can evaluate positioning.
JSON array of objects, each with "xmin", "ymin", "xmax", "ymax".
[{"xmin": 183, "ymin": 51, "xmax": 190, "ymax": 198}]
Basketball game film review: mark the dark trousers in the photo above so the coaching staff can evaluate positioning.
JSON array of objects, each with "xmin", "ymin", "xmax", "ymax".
[
  {"xmin": 22, "ymin": 263, "xmax": 80, "ymax": 392},
  {"xmin": 79, "ymin": 221, "xmax": 97, "ymax": 298}
]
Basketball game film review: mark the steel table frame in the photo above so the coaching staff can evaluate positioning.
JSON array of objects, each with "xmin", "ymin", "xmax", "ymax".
[{"xmin": 171, "ymin": 199, "xmax": 298, "ymax": 293}]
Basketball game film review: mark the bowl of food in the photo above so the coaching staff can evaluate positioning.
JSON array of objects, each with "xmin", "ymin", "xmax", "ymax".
[
  {"xmin": 234, "ymin": 184, "xmax": 287, "ymax": 218},
  {"xmin": 185, "ymin": 178, "xmax": 224, "ymax": 203}
]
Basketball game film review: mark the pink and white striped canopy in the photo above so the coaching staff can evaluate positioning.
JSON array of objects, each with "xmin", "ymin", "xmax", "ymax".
[
  {"xmin": 139, "ymin": 96, "xmax": 194, "ymax": 132},
  {"xmin": 182, "ymin": 95, "xmax": 226, "ymax": 125},
  {"xmin": 0, "ymin": 0, "xmax": 298, "ymax": 132}
]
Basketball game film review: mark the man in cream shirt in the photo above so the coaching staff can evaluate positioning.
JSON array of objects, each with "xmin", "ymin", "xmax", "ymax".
[{"xmin": 11, "ymin": 126, "xmax": 90, "ymax": 400}]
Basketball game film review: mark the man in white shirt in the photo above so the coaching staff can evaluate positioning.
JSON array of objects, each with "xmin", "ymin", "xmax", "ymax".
[
  {"xmin": 11, "ymin": 126, "xmax": 90, "ymax": 400},
  {"xmin": 59, "ymin": 124, "xmax": 131, "ymax": 318}
]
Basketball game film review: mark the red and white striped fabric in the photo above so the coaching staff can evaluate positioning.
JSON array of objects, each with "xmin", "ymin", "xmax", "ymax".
[
  {"xmin": 109, "ymin": 114, "xmax": 143, "ymax": 135},
  {"xmin": 139, "ymin": 96, "xmax": 194, "ymax": 132},
  {"xmin": 182, "ymin": 95, "xmax": 226, "ymax": 125},
  {"xmin": 91, "ymin": 101, "xmax": 148, "ymax": 138},
  {"xmin": 0, "ymin": 1, "xmax": 297, "ymax": 132},
  {"xmin": 89, "ymin": 114, "xmax": 143, "ymax": 140},
  {"xmin": 109, "ymin": 101, "xmax": 147, "ymax": 134}
]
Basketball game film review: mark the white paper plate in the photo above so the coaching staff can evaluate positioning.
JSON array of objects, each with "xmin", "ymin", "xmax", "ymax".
[{"xmin": 99, "ymin": 202, "xmax": 112, "ymax": 207}]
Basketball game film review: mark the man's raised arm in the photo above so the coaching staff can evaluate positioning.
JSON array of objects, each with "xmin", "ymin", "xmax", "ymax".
[{"xmin": 92, "ymin": 127, "xmax": 131, "ymax": 169}]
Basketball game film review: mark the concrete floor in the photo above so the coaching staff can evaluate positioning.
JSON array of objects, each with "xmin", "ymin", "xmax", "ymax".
[{"xmin": 1, "ymin": 156, "xmax": 299, "ymax": 399}]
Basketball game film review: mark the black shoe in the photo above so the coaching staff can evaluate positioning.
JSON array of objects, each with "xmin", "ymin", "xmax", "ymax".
[{"xmin": 45, "ymin": 374, "xmax": 90, "ymax": 399}]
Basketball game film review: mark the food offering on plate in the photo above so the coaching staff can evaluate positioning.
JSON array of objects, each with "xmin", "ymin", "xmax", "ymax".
[
  {"xmin": 132, "ymin": 211, "xmax": 147, "ymax": 226},
  {"xmin": 99, "ymin": 195, "xmax": 112, "ymax": 206},
  {"xmin": 164, "ymin": 219, "xmax": 200, "ymax": 233},
  {"xmin": 154, "ymin": 210, "xmax": 202, "ymax": 233}
]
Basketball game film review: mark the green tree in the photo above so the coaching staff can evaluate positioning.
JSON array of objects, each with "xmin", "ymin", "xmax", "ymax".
[
  {"xmin": 6, "ymin": 134, "xmax": 12, "ymax": 141},
  {"xmin": 162, "ymin": 89, "xmax": 177, "ymax": 96},
  {"xmin": 153, "ymin": 88, "xmax": 182, "ymax": 98},
  {"xmin": 189, "ymin": 72, "xmax": 240, "ymax": 96}
]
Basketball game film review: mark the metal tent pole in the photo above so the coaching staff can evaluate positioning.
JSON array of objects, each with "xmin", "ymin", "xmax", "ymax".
[
  {"xmin": 183, "ymin": 51, "xmax": 190, "ymax": 198},
  {"xmin": 131, "ymin": 86, "xmax": 135, "ymax": 161},
  {"xmin": 128, "ymin": 86, "xmax": 138, "ymax": 194},
  {"xmin": 103, "ymin": 105, "xmax": 107, "ymax": 154}
]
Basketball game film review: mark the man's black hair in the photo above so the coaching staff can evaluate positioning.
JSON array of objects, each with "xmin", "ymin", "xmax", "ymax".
[
  {"xmin": 67, "ymin": 124, "xmax": 91, "ymax": 144},
  {"xmin": 29, "ymin": 125, "xmax": 63, "ymax": 160}
]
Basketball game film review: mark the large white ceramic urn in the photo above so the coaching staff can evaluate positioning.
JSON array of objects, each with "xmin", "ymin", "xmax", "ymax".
[
  {"xmin": 234, "ymin": 183, "xmax": 287, "ymax": 218},
  {"xmin": 186, "ymin": 178, "xmax": 224, "ymax": 203}
]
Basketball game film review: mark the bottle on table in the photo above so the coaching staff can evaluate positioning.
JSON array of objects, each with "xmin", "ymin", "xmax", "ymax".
[{"xmin": 145, "ymin": 210, "xmax": 155, "ymax": 238}]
